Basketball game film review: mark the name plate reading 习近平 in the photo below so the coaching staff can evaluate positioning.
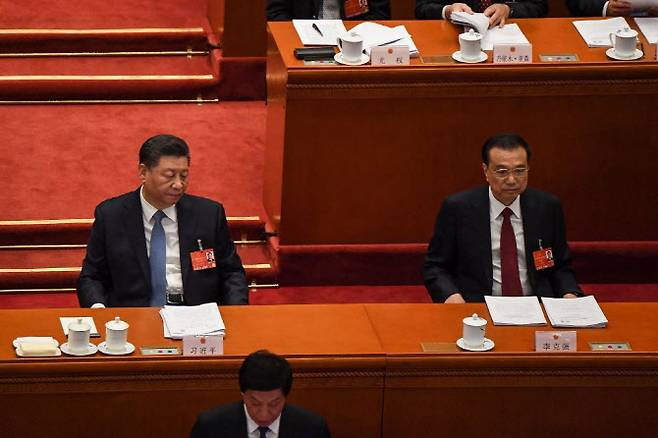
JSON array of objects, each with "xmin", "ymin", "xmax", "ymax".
[
  {"xmin": 535, "ymin": 331, "xmax": 577, "ymax": 352},
  {"xmin": 493, "ymin": 44, "xmax": 532, "ymax": 64},
  {"xmin": 371, "ymin": 46, "xmax": 410, "ymax": 66},
  {"xmin": 183, "ymin": 334, "xmax": 224, "ymax": 357},
  {"xmin": 539, "ymin": 54, "xmax": 579, "ymax": 62}
]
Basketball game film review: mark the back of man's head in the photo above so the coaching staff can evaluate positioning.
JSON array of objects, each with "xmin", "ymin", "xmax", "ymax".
[
  {"xmin": 139, "ymin": 134, "xmax": 190, "ymax": 169},
  {"xmin": 239, "ymin": 350, "xmax": 293, "ymax": 396},
  {"xmin": 481, "ymin": 133, "xmax": 532, "ymax": 165}
]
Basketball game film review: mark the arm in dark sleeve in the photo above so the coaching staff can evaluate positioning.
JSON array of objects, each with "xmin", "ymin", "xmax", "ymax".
[
  {"xmin": 548, "ymin": 201, "xmax": 583, "ymax": 297},
  {"xmin": 416, "ymin": 0, "xmax": 449, "ymax": 18},
  {"xmin": 77, "ymin": 206, "xmax": 110, "ymax": 307},
  {"xmin": 363, "ymin": 0, "xmax": 391, "ymax": 19},
  {"xmin": 267, "ymin": 0, "xmax": 293, "ymax": 20},
  {"xmin": 565, "ymin": 0, "xmax": 606, "ymax": 16},
  {"xmin": 423, "ymin": 200, "xmax": 460, "ymax": 302},
  {"xmin": 214, "ymin": 205, "xmax": 249, "ymax": 305},
  {"xmin": 507, "ymin": 0, "xmax": 548, "ymax": 18}
]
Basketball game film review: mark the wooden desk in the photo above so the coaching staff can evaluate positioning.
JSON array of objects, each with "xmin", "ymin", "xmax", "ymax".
[
  {"xmin": 365, "ymin": 302, "xmax": 658, "ymax": 437},
  {"xmin": 265, "ymin": 19, "xmax": 658, "ymax": 246}
]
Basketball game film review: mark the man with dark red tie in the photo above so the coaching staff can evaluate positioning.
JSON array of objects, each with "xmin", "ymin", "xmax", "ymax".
[
  {"xmin": 423, "ymin": 133, "xmax": 581, "ymax": 303},
  {"xmin": 415, "ymin": 0, "xmax": 547, "ymax": 28}
]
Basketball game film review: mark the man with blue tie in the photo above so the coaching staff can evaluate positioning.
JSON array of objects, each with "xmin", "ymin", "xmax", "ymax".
[{"xmin": 77, "ymin": 134, "xmax": 248, "ymax": 308}]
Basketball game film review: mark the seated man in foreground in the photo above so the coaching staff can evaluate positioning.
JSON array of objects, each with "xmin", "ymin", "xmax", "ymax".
[
  {"xmin": 77, "ymin": 134, "xmax": 248, "ymax": 308},
  {"xmin": 423, "ymin": 133, "xmax": 581, "ymax": 303},
  {"xmin": 415, "ymin": 0, "xmax": 547, "ymax": 28},
  {"xmin": 567, "ymin": 0, "xmax": 658, "ymax": 17},
  {"xmin": 267, "ymin": 0, "xmax": 390, "ymax": 20},
  {"xmin": 191, "ymin": 350, "xmax": 331, "ymax": 438}
]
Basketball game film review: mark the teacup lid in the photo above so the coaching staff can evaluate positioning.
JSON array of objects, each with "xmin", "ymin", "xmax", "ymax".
[
  {"xmin": 68, "ymin": 317, "xmax": 90, "ymax": 332},
  {"xmin": 461, "ymin": 28, "xmax": 482, "ymax": 41},
  {"xmin": 340, "ymin": 31, "xmax": 363, "ymax": 43},
  {"xmin": 616, "ymin": 27, "xmax": 637, "ymax": 38},
  {"xmin": 463, "ymin": 313, "xmax": 487, "ymax": 326},
  {"xmin": 106, "ymin": 316, "xmax": 129, "ymax": 330}
]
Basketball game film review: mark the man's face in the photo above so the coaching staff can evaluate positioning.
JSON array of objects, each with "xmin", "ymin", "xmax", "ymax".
[
  {"xmin": 139, "ymin": 155, "xmax": 189, "ymax": 210},
  {"xmin": 483, "ymin": 146, "xmax": 529, "ymax": 206},
  {"xmin": 242, "ymin": 389, "xmax": 286, "ymax": 427}
]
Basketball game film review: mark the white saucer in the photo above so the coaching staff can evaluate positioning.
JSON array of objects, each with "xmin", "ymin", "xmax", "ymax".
[
  {"xmin": 98, "ymin": 341, "xmax": 135, "ymax": 356},
  {"xmin": 60, "ymin": 342, "xmax": 98, "ymax": 356},
  {"xmin": 606, "ymin": 48, "xmax": 643, "ymax": 61},
  {"xmin": 452, "ymin": 50, "xmax": 488, "ymax": 64},
  {"xmin": 456, "ymin": 337, "xmax": 495, "ymax": 352},
  {"xmin": 334, "ymin": 52, "xmax": 369, "ymax": 66}
]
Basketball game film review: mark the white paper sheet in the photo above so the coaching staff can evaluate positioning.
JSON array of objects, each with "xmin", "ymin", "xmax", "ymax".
[
  {"xmin": 450, "ymin": 12, "xmax": 490, "ymax": 36},
  {"xmin": 482, "ymin": 23, "xmax": 530, "ymax": 51},
  {"xmin": 349, "ymin": 22, "xmax": 419, "ymax": 57},
  {"xmin": 59, "ymin": 316, "xmax": 100, "ymax": 336},
  {"xmin": 572, "ymin": 17, "xmax": 631, "ymax": 47},
  {"xmin": 541, "ymin": 296, "xmax": 608, "ymax": 328},
  {"xmin": 485, "ymin": 296, "xmax": 547, "ymax": 326},
  {"xmin": 160, "ymin": 303, "xmax": 226, "ymax": 339},
  {"xmin": 635, "ymin": 17, "xmax": 658, "ymax": 44},
  {"xmin": 293, "ymin": 19, "xmax": 346, "ymax": 46}
]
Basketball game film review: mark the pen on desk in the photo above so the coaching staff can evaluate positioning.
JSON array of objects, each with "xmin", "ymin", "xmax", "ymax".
[{"xmin": 312, "ymin": 22, "xmax": 324, "ymax": 37}]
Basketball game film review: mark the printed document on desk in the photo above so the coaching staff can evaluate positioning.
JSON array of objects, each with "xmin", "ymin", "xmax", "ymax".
[
  {"xmin": 572, "ymin": 17, "xmax": 630, "ymax": 47},
  {"xmin": 160, "ymin": 302, "xmax": 226, "ymax": 339},
  {"xmin": 485, "ymin": 296, "xmax": 547, "ymax": 326},
  {"xmin": 450, "ymin": 13, "xmax": 528, "ymax": 51},
  {"xmin": 542, "ymin": 296, "xmax": 608, "ymax": 328},
  {"xmin": 635, "ymin": 17, "xmax": 658, "ymax": 44},
  {"xmin": 293, "ymin": 20, "xmax": 346, "ymax": 46},
  {"xmin": 349, "ymin": 22, "xmax": 419, "ymax": 57}
]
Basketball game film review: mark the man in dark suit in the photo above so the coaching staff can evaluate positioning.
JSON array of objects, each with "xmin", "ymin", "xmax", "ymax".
[
  {"xmin": 416, "ymin": 0, "xmax": 547, "ymax": 27},
  {"xmin": 423, "ymin": 133, "xmax": 581, "ymax": 303},
  {"xmin": 191, "ymin": 350, "xmax": 331, "ymax": 438},
  {"xmin": 77, "ymin": 134, "xmax": 248, "ymax": 308},
  {"xmin": 267, "ymin": 0, "xmax": 390, "ymax": 21}
]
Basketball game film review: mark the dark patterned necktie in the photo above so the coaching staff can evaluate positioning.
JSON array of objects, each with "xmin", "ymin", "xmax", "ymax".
[
  {"xmin": 258, "ymin": 426, "xmax": 269, "ymax": 438},
  {"xmin": 501, "ymin": 208, "xmax": 522, "ymax": 295}
]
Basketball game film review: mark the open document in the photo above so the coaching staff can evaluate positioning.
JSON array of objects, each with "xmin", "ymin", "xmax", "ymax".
[
  {"xmin": 160, "ymin": 302, "xmax": 226, "ymax": 339},
  {"xmin": 542, "ymin": 296, "xmax": 608, "ymax": 328},
  {"xmin": 572, "ymin": 17, "xmax": 630, "ymax": 47},
  {"xmin": 635, "ymin": 18, "xmax": 658, "ymax": 44},
  {"xmin": 485, "ymin": 296, "xmax": 547, "ymax": 326},
  {"xmin": 293, "ymin": 19, "xmax": 347, "ymax": 46},
  {"xmin": 349, "ymin": 22, "xmax": 419, "ymax": 57},
  {"xmin": 450, "ymin": 12, "xmax": 529, "ymax": 51}
]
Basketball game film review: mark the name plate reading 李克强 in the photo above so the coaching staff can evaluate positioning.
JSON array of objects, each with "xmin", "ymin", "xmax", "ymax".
[{"xmin": 535, "ymin": 331, "xmax": 577, "ymax": 352}]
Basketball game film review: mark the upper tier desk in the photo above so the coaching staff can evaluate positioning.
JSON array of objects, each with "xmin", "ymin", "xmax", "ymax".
[
  {"xmin": 265, "ymin": 19, "xmax": 658, "ymax": 246},
  {"xmin": 2, "ymin": 303, "xmax": 658, "ymax": 437}
]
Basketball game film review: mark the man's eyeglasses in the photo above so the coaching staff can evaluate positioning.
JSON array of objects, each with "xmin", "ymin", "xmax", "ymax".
[{"xmin": 491, "ymin": 167, "xmax": 528, "ymax": 179}]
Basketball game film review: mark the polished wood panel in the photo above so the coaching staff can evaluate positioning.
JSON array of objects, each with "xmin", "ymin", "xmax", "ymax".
[
  {"xmin": 208, "ymin": 0, "xmax": 267, "ymax": 57},
  {"xmin": 265, "ymin": 19, "xmax": 658, "ymax": 245}
]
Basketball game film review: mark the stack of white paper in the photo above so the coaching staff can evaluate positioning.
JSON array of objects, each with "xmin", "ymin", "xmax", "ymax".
[
  {"xmin": 293, "ymin": 19, "xmax": 347, "ymax": 46},
  {"xmin": 542, "ymin": 296, "xmax": 608, "ymax": 328},
  {"xmin": 635, "ymin": 17, "xmax": 658, "ymax": 44},
  {"xmin": 572, "ymin": 17, "xmax": 631, "ymax": 47},
  {"xmin": 349, "ymin": 22, "xmax": 419, "ymax": 57},
  {"xmin": 450, "ymin": 13, "xmax": 529, "ymax": 51},
  {"xmin": 159, "ymin": 303, "xmax": 226, "ymax": 339},
  {"xmin": 450, "ymin": 12, "xmax": 490, "ymax": 35},
  {"xmin": 484, "ymin": 296, "xmax": 547, "ymax": 326}
]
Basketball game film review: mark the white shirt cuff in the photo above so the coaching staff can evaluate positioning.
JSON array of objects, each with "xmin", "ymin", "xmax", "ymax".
[
  {"xmin": 442, "ymin": 5, "xmax": 448, "ymax": 19},
  {"xmin": 91, "ymin": 303, "xmax": 106, "ymax": 309},
  {"xmin": 603, "ymin": 1, "xmax": 609, "ymax": 16}
]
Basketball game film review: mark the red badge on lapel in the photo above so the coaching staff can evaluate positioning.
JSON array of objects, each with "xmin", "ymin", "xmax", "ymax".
[
  {"xmin": 533, "ymin": 248, "xmax": 555, "ymax": 270},
  {"xmin": 191, "ymin": 249, "xmax": 216, "ymax": 271}
]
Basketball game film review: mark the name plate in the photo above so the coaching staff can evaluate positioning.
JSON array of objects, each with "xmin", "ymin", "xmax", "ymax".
[
  {"xmin": 183, "ymin": 335, "xmax": 224, "ymax": 357},
  {"xmin": 371, "ymin": 46, "xmax": 410, "ymax": 66},
  {"xmin": 493, "ymin": 43, "xmax": 532, "ymax": 64},
  {"xmin": 535, "ymin": 331, "xmax": 577, "ymax": 352}
]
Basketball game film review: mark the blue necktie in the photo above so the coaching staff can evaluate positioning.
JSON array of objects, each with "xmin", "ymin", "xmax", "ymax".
[
  {"xmin": 149, "ymin": 210, "xmax": 167, "ymax": 306},
  {"xmin": 258, "ymin": 426, "xmax": 269, "ymax": 438}
]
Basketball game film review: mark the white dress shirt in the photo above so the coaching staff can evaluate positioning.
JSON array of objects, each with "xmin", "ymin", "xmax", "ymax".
[
  {"xmin": 140, "ymin": 187, "xmax": 184, "ymax": 293},
  {"xmin": 319, "ymin": 0, "xmax": 341, "ymax": 19},
  {"xmin": 489, "ymin": 187, "xmax": 531, "ymax": 296},
  {"xmin": 244, "ymin": 404, "xmax": 281, "ymax": 438}
]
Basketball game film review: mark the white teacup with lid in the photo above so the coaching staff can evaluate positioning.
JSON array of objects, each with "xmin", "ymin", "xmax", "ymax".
[
  {"xmin": 609, "ymin": 27, "xmax": 638, "ymax": 58},
  {"xmin": 337, "ymin": 31, "xmax": 364, "ymax": 63},
  {"xmin": 68, "ymin": 318, "xmax": 91, "ymax": 353},
  {"xmin": 459, "ymin": 29, "xmax": 483, "ymax": 61},
  {"xmin": 462, "ymin": 313, "xmax": 487, "ymax": 348},
  {"xmin": 105, "ymin": 317, "xmax": 130, "ymax": 352}
]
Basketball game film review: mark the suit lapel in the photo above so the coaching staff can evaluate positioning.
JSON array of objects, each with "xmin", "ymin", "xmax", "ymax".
[
  {"xmin": 278, "ymin": 405, "xmax": 292, "ymax": 438},
  {"xmin": 471, "ymin": 187, "xmax": 493, "ymax": 290},
  {"xmin": 176, "ymin": 195, "xmax": 196, "ymax": 291},
  {"xmin": 122, "ymin": 188, "xmax": 150, "ymax": 287},
  {"xmin": 520, "ymin": 191, "xmax": 539, "ymax": 285}
]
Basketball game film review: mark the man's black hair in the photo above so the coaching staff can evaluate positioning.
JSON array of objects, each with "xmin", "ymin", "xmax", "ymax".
[
  {"xmin": 239, "ymin": 350, "xmax": 293, "ymax": 396},
  {"xmin": 139, "ymin": 134, "xmax": 190, "ymax": 168},
  {"xmin": 481, "ymin": 133, "xmax": 531, "ymax": 165}
]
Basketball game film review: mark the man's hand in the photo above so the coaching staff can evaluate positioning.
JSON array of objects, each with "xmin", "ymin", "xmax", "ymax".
[
  {"xmin": 607, "ymin": 0, "xmax": 632, "ymax": 16},
  {"xmin": 562, "ymin": 293, "xmax": 578, "ymax": 299},
  {"xmin": 445, "ymin": 293, "xmax": 466, "ymax": 304},
  {"xmin": 484, "ymin": 3, "xmax": 511, "ymax": 28},
  {"xmin": 445, "ymin": 3, "xmax": 474, "ymax": 20}
]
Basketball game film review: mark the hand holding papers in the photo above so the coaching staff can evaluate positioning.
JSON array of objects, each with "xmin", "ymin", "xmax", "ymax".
[
  {"xmin": 160, "ymin": 303, "xmax": 226, "ymax": 339},
  {"xmin": 485, "ymin": 296, "xmax": 547, "ymax": 326},
  {"xmin": 542, "ymin": 296, "xmax": 608, "ymax": 328},
  {"xmin": 450, "ymin": 12, "xmax": 529, "ymax": 51}
]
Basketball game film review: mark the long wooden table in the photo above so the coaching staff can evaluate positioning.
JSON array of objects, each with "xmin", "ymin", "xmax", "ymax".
[
  {"xmin": 264, "ymin": 19, "xmax": 658, "ymax": 246},
  {"xmin": 1, "ymin": 303, "xmax": 657, "ymax": 437}
]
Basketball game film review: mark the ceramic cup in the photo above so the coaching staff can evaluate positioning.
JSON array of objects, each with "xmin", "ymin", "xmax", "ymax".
[
  {"xmin": 105, "ymin": 316, "xmax": 129, "ymax": 352},
  {"xmin": 463, "ymin": 313, "xmax": 487, "ymax": 348},
  {"xmin": 459, "ymin": 29, "xmax": 483, "ymax": 61},
  {"xmin": 609, "ymin": 27, "xmax": 638, "ymax": 58},
  {"xmin": 337, "ymin": 31, "xmax": 364, "ymax": 63},
  {"xmin": 68, "ymin": 318, "xmax": 91, "ymax": 353}
]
